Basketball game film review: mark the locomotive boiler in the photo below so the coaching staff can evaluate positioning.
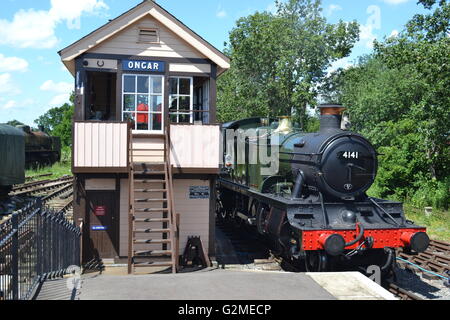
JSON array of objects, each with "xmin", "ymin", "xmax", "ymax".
[
  {"xmin": 217, "ymin": 105, "xmax": 430, "ymax": 274},
  {"xmin": 17, "ymin": 125, "xmax": 61, "ymax": 168}
]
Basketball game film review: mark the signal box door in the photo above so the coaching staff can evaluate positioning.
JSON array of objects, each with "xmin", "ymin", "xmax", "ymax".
[{"xmin": 85, "ymin": 191, "xmax": 119, "ymax": 261}]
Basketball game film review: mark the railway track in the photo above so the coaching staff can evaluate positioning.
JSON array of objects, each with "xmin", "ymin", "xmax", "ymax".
[
  {"xmin": 386, "ymin": 282, "xmax": 423, "ymax": 300},
  {"xmin": 1, "ymin": 176, "xmax": 74, "ymax": 223},
  {"xmin": 395, "ymin": 240, "xmax": 450, "ymax": 280},
  {"xmin": 215, "ymin": 218, "xmax": 450, "ymax": 300},
  {"xmin": 11, "ymin": 176, "xmax": 73, "ymax": 194}
]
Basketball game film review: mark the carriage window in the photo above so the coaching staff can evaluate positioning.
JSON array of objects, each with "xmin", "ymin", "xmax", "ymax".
[
  {"xmin": 169, "ymin": 77, "xmax": 193, "ymax": 124},
  {"xmin": 122, "ymin": 75, "xmax": 163, "ymax": 132}
]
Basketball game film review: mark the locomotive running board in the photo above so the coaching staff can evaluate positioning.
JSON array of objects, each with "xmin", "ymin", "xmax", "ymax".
[{"xmin": 217, "ymin": 178, "xmax": 420, "ymax": 233}]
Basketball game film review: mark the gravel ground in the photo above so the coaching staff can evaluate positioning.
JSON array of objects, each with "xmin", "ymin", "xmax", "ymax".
[{"xmin": 393, "ymin": 265, "xmax": 450, "ymax": 300}]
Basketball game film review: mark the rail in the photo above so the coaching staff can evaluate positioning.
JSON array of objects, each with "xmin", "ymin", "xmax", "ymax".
[{"xmin": 0, "ymin": 199, "xmax": 81, "ymax": 300}]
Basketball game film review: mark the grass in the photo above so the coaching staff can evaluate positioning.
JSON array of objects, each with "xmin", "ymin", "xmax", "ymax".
[
  {"xmin": 25, "ymin": 147, "xmax": 72, "ymax": 180},
  {"xmin": 25, "ymin": 161, "xmax": 72, "ymax": 180},
  {"xmin": 403, "ymin": 204, "xmax": 450, "ymax": 242}
]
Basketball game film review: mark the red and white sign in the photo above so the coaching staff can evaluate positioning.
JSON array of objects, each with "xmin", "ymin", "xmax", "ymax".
[{"xmin": 94, "ymin": 206, "xmax": 107, "ymax": 216}]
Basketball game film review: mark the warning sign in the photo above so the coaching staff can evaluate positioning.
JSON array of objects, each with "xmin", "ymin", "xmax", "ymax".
[{"xmin": 94, "ymin": 206, "xmax": 106, "ymax": 216}]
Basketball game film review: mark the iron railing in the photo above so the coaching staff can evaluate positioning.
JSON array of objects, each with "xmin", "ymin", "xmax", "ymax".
[{"xmin": 0, "ymin": 199, "xmax": 81, "ymax": 300}]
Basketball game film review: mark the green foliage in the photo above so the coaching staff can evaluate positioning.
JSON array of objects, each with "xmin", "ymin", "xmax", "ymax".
[
  {"xmin": 406, "ymin": 0, "xmax": 450, "ymax": 41},
  {"xmin": 34, "ymin": 92, "xmax": 74, "ymax": 147},
  {"xmin": 59, "ymin": 146, "xmax": 72, "ymax": 164},
  {"xmin": 411, "ymin": 177, "xmax": 450, "ymax": 210},
  {"xmin": 329, "ymin": 0, "xmax": 450, "ymax": 210},
  {"xmin": 217, "ymin": 0, "xmax": 359, "ymax": 128},
  {"xmin": 5, "ymin": 120, "xmax": 25, "ymax": 127}
]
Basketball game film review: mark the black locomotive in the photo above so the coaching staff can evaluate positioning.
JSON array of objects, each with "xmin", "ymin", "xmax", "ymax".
[
  {"xmin": 18, "ymin": 125, "xmax": 61, "ymax": 168},
  {"xmin": 217, "ymin": 105, "xmax": 430, "ymax": 275}
]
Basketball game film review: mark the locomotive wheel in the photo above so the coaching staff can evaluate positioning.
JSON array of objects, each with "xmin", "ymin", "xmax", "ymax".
[
  {"xmin": 305, "ymin": 251, "xmax": 328, "ymax": 272},
  {"xmin": 216, "ymin": 199, "xmax": 226, "ymax": 220},
  {"xmin": 233, "ymin": 208, "xmax": 244, "ymax": 228},
  {"xmin": 256, "ymin": 205, "xmax": 269, "ymax": 235}
]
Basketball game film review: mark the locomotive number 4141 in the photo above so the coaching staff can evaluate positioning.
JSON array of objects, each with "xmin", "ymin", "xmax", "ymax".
[{"xmin": 341, "ymin": 151, "xmax": 359, "ymax": 159}]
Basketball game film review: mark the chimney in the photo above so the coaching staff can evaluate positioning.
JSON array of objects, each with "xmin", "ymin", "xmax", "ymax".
[{"xmin": 318, "ymin": 104, "xmax": 346, "ymax": 132}]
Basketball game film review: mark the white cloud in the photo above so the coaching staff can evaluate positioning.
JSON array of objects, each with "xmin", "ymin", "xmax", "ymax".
[
  {"xmin": 358, "ymin": 5, "xmax": 381, "ymax": 49},
  {"xmin": 1, "ymin": 98, "xmax": 34, "ymax": 110},
  {"xmin": 0, "ymin": 0, "xmax": 108, "ymax": 49},
  {"xmin": 49, "ymin": 93, "xmax": 70, "ymax": 108},
  {"xmin": 326, "ymin": 4, "xmax": 342, "ymax": 17},
  {"xmin": 49, "ymin": 0, "xmax": 109, "ymax": 29},
  {"xmin": 380, "ymin": 0, "xmax": 409, "ymax": 5},
  {"xmin": 216, "ymin": 4, "xmax": 227, "ymax": 18},
  {"xmin": 0, "ymin": 54, "xmax": 29, "ymax": 73},
  {"xmin": 0, "ymin": 73, "xmax": 21, "ymax": 95},
  {"xmin": 40, "ymin": 80, "xmax": 73, "ymax": 94},
  {"xmin": 389, "ymin": 29, "xmax": 399, "ymax": 38},
  {"xmin": 359, "ymin": 24, "xmax": 377, "ymax": 48},
  {"xmin": 2, "ymin": 100, "xmax": 16, "ymax": 110},
  {"xmin": 328, "ymin": 57, "xmax": 353, "ymax": 75},
  {"xmin": 266, "ymin": 3, "xmax": 277, "ymax": 14},
  {"xmin": 0, "ymin": 9, "xmax": 58, "ymax": 49}
]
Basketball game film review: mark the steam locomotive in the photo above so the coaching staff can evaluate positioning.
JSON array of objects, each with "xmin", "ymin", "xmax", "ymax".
[
  {"xmin": 18, "ymin": 125, "xmax": 61, "ymax": 168},
  {"xmin": 216, "ymin": 105, "xmax": 430, "ymax": 274}
]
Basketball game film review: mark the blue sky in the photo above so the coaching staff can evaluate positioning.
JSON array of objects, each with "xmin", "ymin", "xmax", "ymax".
[{"xmin": 0, "ymin": 0, "xmax": 428, "ymax": 126}]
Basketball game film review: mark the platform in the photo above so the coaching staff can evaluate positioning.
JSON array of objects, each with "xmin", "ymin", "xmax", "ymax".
[{"xmin": 56, "ymin": 269, "xmax": 397, "ymax": 300}]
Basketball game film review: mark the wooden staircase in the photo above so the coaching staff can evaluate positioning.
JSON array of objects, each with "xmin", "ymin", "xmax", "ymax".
[{"xmin": 127, "ymin": 130, "xmax": 179, "ymax": 274}]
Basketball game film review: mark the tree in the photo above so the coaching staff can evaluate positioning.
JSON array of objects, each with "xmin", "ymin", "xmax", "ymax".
[
  {"xmin": 406, "ymin": 0, "xmax": 450, "ymax": 41},
  {"xmin": 34, "ymin": 92, "xmax": 75, "ymax": 147},
  {"xmin": 324, "ymin": 0, "xmax": 450, "ymax": 208},
  {"xmin": 217, "ymin": 0, "xmax": 359, "ymax": 128},
  {"xmin": 5, "ymin": 120, "xmax": 25, "ymax": 127}
]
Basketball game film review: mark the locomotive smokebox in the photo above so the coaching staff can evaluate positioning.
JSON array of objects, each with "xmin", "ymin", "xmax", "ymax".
[
  {"xmin": 319, "ymin": 104, "xmax": 346, "ymax": 132},
  {"xmin": 290, "ymin": 104, "xmax": 378, "ymax": 200}
]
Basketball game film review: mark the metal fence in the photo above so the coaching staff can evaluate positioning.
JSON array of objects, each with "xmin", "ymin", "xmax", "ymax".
[{"xmin": 0, "ymin": 199, "xmax": 81, "ymax": 300}]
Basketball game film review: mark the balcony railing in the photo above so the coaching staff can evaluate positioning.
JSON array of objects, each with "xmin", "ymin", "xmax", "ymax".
[
  {"xmin": 73, "ymin": 121, "xmax": 130, "ymax": 173},
  {"xmin": 73, "ymin": 121, "xmax": 220, "ymax": 172}
]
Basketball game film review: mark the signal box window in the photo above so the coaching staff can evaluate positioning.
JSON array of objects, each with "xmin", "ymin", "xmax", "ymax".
[
  {"xmin": 169, "ymin": 77, "xmax": 193, "ymax": 124},
  {"xmin": 123, "ymin": 75, "xmax": 163, "ymax": 132}
]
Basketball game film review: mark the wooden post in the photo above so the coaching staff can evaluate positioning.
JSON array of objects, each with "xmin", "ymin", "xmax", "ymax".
[
  {"xmin": 176, "ymin": 213, "xmax": 180, "ymax": 271},
  {"xmin": 127, "ymin": 123, "xmax": 133, "ymax": 274}
]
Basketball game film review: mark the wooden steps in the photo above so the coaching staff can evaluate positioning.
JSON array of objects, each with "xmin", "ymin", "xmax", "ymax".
[{"xmin": 128, "ymin": 132, "xmax": 179, "ymax": 274}]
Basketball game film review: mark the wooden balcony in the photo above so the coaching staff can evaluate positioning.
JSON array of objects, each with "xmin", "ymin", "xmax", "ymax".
[
  {"xmin": 73, "ymin": 121, "xmax": 130, "ymax": 173},
  {"xmin": 169, "ymin": 124, "xmax": 220, "ymax": 174},
  {"xmin": 73, "ymin": 122, "xmax": 220, "ymax": 174}
]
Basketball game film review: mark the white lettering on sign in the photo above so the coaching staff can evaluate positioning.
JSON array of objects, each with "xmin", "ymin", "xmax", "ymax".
[
  {"xmin": 123, "ymin": 60, "xmax": 164, "ymax": 72},
  {"xmin": 342, "ymin": 152, "xmax": 359, "ymax": 159}
]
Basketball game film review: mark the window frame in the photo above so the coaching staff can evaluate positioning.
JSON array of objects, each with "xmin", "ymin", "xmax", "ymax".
[
  {"xmin": 122, "ymin": 73, "xmax": 165, "ymax": 134},
  {"xmin": 169, "ymin": 76, "xmax": 194, "ymax": 124}
]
